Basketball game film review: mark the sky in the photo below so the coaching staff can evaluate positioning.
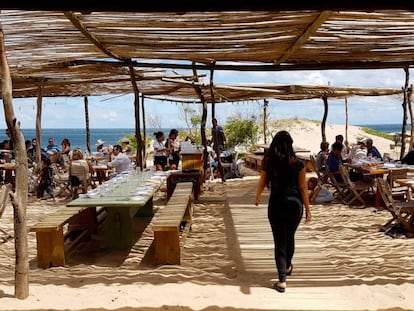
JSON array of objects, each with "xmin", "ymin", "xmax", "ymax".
[{"xmin": 0, "ymin": 67, "xmax": 411, "ymax": 129}]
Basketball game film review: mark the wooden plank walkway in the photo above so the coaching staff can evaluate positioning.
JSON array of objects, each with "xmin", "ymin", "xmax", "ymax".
[{"xmin": 225, "ymin": 178, "xmax": 348, "ymax": 288}]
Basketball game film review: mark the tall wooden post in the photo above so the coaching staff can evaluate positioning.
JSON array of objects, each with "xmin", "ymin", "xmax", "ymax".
[
  {"xmin": 0, "ymin": 24, "xmax": 29, "ymax": 299},
  {"xmin": 263, "ymin": 99, "xmax": 268, "ymax": 144},
  {"xmin": 321, "ymin": 96, "xmax": 328, "ymax": 143},
  {"xmin": 401, "ymin": 67, "xmax": 410, "ymax": 159},
  {"xmin": 35, "ymin": 86, "xmax": 43, "ymax": 164},
  {"xmin": 128, "ymin": 63, "xmax": 143, "ymax": 169},
  {"xmin": 84, "ymin": 96, "xmax": 91, "ymax": 154}
]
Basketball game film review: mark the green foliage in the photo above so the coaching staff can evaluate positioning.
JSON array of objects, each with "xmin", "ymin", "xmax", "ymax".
[
  {"xmin": 361, "ymin": 127, "xmax": 393, "ymax": 141},
  {"xmin": 224, "ymin": 117, "xmax": 259, "ymax": 148}
]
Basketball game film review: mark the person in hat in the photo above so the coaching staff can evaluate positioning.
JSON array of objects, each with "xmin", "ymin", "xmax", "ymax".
[
  {"xmin": 95, "ymin": 139, "xmax": 112, "ymax": 155},
  {"xmin": 121, "ymin": 138, "xmax": 133, "ymax": 155}
]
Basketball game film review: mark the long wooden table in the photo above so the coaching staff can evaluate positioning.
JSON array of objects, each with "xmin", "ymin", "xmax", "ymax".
[{"xmin": 67, "ymin": 171, "xmax": 169, "ymax": 249}]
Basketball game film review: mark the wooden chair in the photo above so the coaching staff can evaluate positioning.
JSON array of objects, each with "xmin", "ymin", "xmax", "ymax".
[
  {"xmin": 325, "ymin": 163, "xmax": 349, "ymax": 199},
  {"xmin": 69, "ymin": 160, "xmax": 92, "ymax": 199},
  {"xmin": 309, "ymin": 154, "xmax": 329, "ymax": 185},
  {"xmin": 0, "ymin": 184, "xmax": 13, "ymax": 242},
  {"xmin": 338, "ymin": 164, "xmax": 374, "ymax": 207},
  {"xmin": 376, "ymin": 177, "xmax": 414, "ymax": 233},
  {"xmin": 387, "ymin": 167, "xmax": 409, "ymax": 200}
]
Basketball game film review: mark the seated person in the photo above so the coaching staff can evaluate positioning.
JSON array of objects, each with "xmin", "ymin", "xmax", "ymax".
[
  {"xmin": 402, "ymin": 145, "xmax": 414, "ymax": 165},
  {"xmin": 121, "ymin": 138, "xmax": 133, "ymax": 155},
  {"xmin": 316, "ymin": 141, "xmax": 329, "ymax": 171},
  {"xmin": 366, "ymin": 138, "xmax": 382, "ymax": 160},
  {"xmin": 61, "ymin": 138, "xmax": 71, "ymax": 156},
  {"xmin": 96, "ymin": 139, "xmax": 112, "ymax": 156},
  {"xmin": 307, "ymin": 177, "xmax": 333, "ymax": 204},
  {"xmin": 327, "ymin": 141, "xmax": 344, "ymax": 182},
  {"xmin": 70, "ymin": 149, "xmax": 93, "ymax": 188},
  {"xmin": 347, "ymin": 139, "xmax": 368, "ymax": 162},
  {"xmin": 107, "ymin": 144, "xmax": 133, "ymax": 174},
  {"xmin": 334, "ymin": 134, "xmax": 350, "ymax": 161},
  {"xmin": 46, "ymin": 137, "xmax": 61, "ymax": 155}
]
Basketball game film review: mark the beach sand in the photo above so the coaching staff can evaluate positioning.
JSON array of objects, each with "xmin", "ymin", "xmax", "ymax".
[{"xmin": 1, "ymin": 120, "xmax": 413, "ymax": 311}]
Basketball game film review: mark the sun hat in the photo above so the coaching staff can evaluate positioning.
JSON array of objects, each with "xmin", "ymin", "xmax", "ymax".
[
  {"xmin": 121, "ymin": 138, "xmax": 130, "ymax": 143},
  {"xmin": 95, "ymin": 139, "xmax": 105, "ymax": 146}
]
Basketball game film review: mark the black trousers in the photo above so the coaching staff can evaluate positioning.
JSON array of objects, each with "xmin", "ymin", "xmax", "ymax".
[{"xmin": 268, "ymin": 195, "xmax": 303, "ymax": 282}]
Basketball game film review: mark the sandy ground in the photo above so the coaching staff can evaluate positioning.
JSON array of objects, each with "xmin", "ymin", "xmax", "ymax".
[{"xmin": 1, "ymin": 121, "xmax": 413, "ymax": 311}]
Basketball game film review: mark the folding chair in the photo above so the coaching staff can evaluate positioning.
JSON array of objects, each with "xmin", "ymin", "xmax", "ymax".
[
  {"xmin": 0, "ymin": 184, "xmax": 13, "ymax": 243},
  {"xmin": 339, "ymin": 164, "xmax": 374, "ymax": 207},
  {"xmin": 51, "ymin": 163, "xmax": 70, "ymax": 197},
  {"xmin": 387, "ymin": 167, "xmax": 409, "ymax": 200},
  {"xmin": 377, "ymin": 177, "xmax": 414, "ymax": 233},
  {"xmin": 309, "ymin": 154, "xmax": 329, "ymax": 185}
]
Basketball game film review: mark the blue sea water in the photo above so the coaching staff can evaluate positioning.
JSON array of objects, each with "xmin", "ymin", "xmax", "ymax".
[{"xmin": 357, "ymin": 124, "xmax": 411, "ymax": 134}]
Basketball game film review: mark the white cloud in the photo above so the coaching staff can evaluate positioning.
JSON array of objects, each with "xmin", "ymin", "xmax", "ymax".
[{"xmin": 0, "ymin": 68, "xmax": 412, "ymax": 129}]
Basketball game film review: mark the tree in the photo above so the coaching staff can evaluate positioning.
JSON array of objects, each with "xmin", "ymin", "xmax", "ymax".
[{"xmin": 224, "ymin": 117, "xmax": 259, "ymax": 149}]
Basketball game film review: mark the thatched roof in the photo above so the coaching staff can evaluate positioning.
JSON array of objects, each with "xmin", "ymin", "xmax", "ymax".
[{"xmin": 0, "ymin": 8, "xmax": 413, "ymax": 100}]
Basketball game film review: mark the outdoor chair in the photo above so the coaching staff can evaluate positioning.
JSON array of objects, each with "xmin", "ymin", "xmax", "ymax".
[
  {"xmin": 309, "ymin": 154, "xmax": 330, "ymax": 185},
  {"xmin": 0, "ymin": 184, "xmax": 13, "ymax": 243},
  {"xmin": 69, "ymin": 161, "xmax": 92, "ymax": 199},
  {"xmin": 387, "ymin": 167, "xmax": 409, "ymax": 200},
  {"xmin": 376, "ymin": 177, "xmax": 414, "ymax": 233},
  {"xmin": 326, "ymin": 165, "xmax": 349, "ymax": 199},
  {"xmin": 338, "ymin": 164, "xmax": 375, "ymax": 207},
  {"xmin": 51, "ymin": 163, "xmax": 70, "ymax": 197}
]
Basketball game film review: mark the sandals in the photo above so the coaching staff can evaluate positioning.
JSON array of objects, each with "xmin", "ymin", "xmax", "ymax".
[
  {"xmin": 286, "ymin": 265, "xmax": 293, "ymax": 276},
  {"xmin": 273, "ymin": 282, "xmax": 286, "ymax": 293}
]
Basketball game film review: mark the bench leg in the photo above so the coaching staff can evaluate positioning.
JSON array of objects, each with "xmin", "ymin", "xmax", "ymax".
[
  {"xmin": 104, "ymin": 207, "xmax": 135, "ymax": 249},
  {"xmin": 35, "ymin": 228, "xmax": 65, "ymax": 269},
  {"xmin": 154, "ymin": 229, "xmax": 180, "ymax": 265}
]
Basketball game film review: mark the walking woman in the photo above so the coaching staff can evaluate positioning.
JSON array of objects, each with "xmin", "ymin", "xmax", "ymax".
[{"xmin": 255, "ymin": 130, "xmax": 311, "ymax": 293}]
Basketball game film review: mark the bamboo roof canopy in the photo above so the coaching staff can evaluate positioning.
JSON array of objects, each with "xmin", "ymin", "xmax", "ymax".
[{"xmin": 0, "ymin": 9, "xmax": 413, "ymax": 100}]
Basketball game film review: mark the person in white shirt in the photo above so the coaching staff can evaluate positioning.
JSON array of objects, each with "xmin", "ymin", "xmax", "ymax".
[
  {"xmin": 107, "ymin": 145, "xmax": 132, "ymax": 174},
  {"xmin": 153, "ymin": 131, "xmax": 168, "ymax": 171},
  {"xmin": 348, "ymin": 139, "xmax": 368, "ymax": 162}
]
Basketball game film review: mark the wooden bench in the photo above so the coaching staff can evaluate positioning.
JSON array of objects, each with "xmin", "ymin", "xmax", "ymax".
[
  {"xmin": 152, "ymin": 182, "xmax": 193, "ymax": 265},
  {"xmin": 30, "ymin": 206, "xmax": 96, "ymax": 268},
  {"xmin": 244, "ymin": 153, "xmax": 263, "ymax": 170}
]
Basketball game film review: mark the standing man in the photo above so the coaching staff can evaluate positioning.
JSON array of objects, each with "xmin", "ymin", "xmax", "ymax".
[{"xmin": 211, "ymin": 118, "xmax": 226, "ymax": 151}]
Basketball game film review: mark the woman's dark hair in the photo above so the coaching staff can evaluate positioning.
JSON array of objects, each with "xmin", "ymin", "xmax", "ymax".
[
  {"xmin": 169, "ymin": 129, "xmax": 178, "ymax": 136},
  {"xmin": 154, "ymin": 131, "xmax": 164, "ymax": 139},
  {"xmin": 42, "ymin": 157, "xmax": 51, "ymax": 166},
  {"xmin": 262, "ymin": 130, "xmax": 296, "ymax": 191},
  {"xmin": 113, "ymin": 144, "xmax": 122, "ymax": 152}
]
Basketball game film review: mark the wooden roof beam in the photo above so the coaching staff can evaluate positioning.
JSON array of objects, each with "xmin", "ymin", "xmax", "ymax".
[
  {"xmin": 64, "ymin": 11, "xmax": 129, "ymax": 62},
  {"xmin": 51, "ymin": 58, "xmax": 414, "ymax": 72},
  {"xmin": 275, "ymin": 11, "xmax": 332, "ymax": 65}
]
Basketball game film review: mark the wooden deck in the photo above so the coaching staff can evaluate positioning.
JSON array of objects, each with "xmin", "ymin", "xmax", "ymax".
[{"xmin": 225, "ymin": 180, "xmax": 345, "ymax": 287}]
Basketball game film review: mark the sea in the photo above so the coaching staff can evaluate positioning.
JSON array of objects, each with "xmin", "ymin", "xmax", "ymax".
[
  {"xmin": 357, "ymin": 123, "xmax": 411, "ymax": 134},
  {"xmin": 0, "ymin": 124, "xmax": 409, "ymax": 152}
]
